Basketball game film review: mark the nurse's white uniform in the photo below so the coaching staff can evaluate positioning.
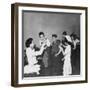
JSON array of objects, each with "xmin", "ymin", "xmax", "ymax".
[
  {"xmin": 63, "ymin": 45, "xmax": 72, "ymax": 76},
  {"xmin": 24, "ymin": 46, "xmax": 44, "ymax": 75}
]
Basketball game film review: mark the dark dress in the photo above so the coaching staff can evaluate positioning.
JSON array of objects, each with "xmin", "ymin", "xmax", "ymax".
[
  {"xmin": 71, "ymin": 42, "xmax": 80, "ymax": 75},
  {"xmin": 37, "ymin": 47, "xmax": 51, "ymax": 76},
  {"xmin": 51, "ymin": 40, "xmax": 63, "ymax": 76}
]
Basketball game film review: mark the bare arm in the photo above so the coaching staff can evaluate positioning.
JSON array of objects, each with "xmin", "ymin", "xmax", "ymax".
[
  {"xmin": 34, "ymin": 43, "xmax": 45, "ymax": 56},
  {"xmin": 55, "ymin": 45, "xmax": 63, "ymax": 57}
]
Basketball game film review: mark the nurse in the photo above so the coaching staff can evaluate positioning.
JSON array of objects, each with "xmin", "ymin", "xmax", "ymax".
[{"xmin": 24, "ymin": 38, "xmax": 45, "ymax": 75}]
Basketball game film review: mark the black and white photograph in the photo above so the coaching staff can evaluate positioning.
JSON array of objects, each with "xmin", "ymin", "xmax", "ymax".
[
  {"xmin": 11, "ymin": 3, "xmax": 87, "ymax": 87},
  {"xmin": 23, "ymin": 11, "xmax": 80, "ymax": 77}
]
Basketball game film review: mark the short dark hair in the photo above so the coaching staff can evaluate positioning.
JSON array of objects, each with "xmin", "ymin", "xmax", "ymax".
[
  {"xmin": 70, "ymin": 33, "xmax": 74, "ymax": 37},
  {"xmin": 39, "ymin": 32, "xmax": 45, "ymax": 37},
  {"xmin": 52, "ymin": 34, "xmax": 57, "ymax": 38},
  {"xmin": 70, "ymin": 33, "xmax": 77, "ymax": 40},
  {"xmin": 56, "ymin": 40, "xmax": 61, "ymax": 45},
  {"xmin": 62, "ymin": 37, "xmax": 68, "ymax": 45},
  {"xmin": 62, "ymin": 31, "xmax": 67, "ymax": 35},
  {"xmin": 25, "ymin": 38, "xmax": 33, "ymax": 48}
]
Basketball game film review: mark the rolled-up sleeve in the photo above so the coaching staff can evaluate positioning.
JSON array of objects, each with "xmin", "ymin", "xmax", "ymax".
[{"xmin": 34, "ymin": 47, "xmax": 44, "ymax": 56}]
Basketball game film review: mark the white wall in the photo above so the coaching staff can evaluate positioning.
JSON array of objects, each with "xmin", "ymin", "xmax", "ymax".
[{"xmin": 0, "ymin": 0, "xmax": 89, "ymax": 90}]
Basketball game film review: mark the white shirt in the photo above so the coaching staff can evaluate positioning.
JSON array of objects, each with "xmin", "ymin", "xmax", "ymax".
[
  {"xmin": 65, "ymin": 35, "xmax": 72, "ymax": 43},
  {"xmin": 26, "ymin": 47, "xmax": 44, "ymax": 65},
  {"xmin": 39, "ymin": 38, "xmax": 50, "ymax": 47},
  {"xmin": 64, "ymin": 45, "xmax": 71, "ymax": 59},
  {"xmin": 24, "ymin": 46, "xmax": 44, "ymax": 74}
]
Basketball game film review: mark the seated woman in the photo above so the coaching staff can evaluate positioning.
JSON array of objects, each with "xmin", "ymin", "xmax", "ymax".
[{"xmin": 24, "ymin": 38, "xmax": 45, "ymax": 76}]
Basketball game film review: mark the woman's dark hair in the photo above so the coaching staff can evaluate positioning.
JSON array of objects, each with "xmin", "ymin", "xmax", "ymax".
[
  {"xmin": 62, "ymin": 31, "xmax": 67, "ymax": 35},
  {"xmin": 52, "ymin": 34, "xmax": 57, "ymax": 38},
  {"xmin": 70, "ymin": 33, "xmax": 77, "ymax": 40},
  {"xmin": 62, "ymin": 37, "xmax": 72, "ymax": 46},
  {"xmin": 25, "ymin": 38, "xmax": 33, "ymax": 48},
  {"xmin": 39, "ymin": 32, "xmax": 45, "ymax": 37}
]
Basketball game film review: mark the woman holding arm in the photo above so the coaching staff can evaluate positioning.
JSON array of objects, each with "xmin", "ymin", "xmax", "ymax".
[{"xmin": 24, "ymin": 38, "xmax": 45, "ymax": 75}]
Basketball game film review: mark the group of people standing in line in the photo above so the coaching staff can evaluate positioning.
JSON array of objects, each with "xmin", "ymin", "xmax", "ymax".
[{"xmin": 24, "ymin": 31, "xmax": 80, "ymax": 77}]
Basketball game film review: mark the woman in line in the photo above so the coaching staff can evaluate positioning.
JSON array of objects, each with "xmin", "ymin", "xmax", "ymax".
[
  {"xmin": 54, "ymin": 35, "xmax": 72, "ymax": 76},
  {"xmin": 61, "ymin": 38, "xmax": 72, "ymax": 76},
  {"xmin": 51, "ymin": 34, "xmax": 63, "ymax": 75},
  {"xmin": 70, "ymin": 33, "xmax": 80, "ymax": 75}
]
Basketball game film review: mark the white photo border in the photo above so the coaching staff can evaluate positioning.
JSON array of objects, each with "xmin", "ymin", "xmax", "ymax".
[{"xmin": 18, "ymin": 6, "xmax": 86, "ymax": 84}]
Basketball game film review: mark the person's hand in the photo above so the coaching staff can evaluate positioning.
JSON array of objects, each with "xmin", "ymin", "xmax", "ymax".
[
  {"xmin": 62, "ymin": 58, "xmax": 65, "ymax": 61},
  {"xmin": 55, "ymin": 54, "xmax": 58, "ymax": 57},
  {"xmin": 41, "ymin": 43, "xmax": 46, "ymax": 48},
  {"xmin": 42, "ymin": 44, "xmax": 47, "ymax": 50}
]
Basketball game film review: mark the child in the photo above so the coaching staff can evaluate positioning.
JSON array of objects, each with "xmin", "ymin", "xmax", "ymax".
[
  {"xmin": 39, "ymin": 32, "xmax": 50, "ymax": 48},
  {"xmin": 24, "ymin": 38, "xmax": 45, "ymax": 75}
]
